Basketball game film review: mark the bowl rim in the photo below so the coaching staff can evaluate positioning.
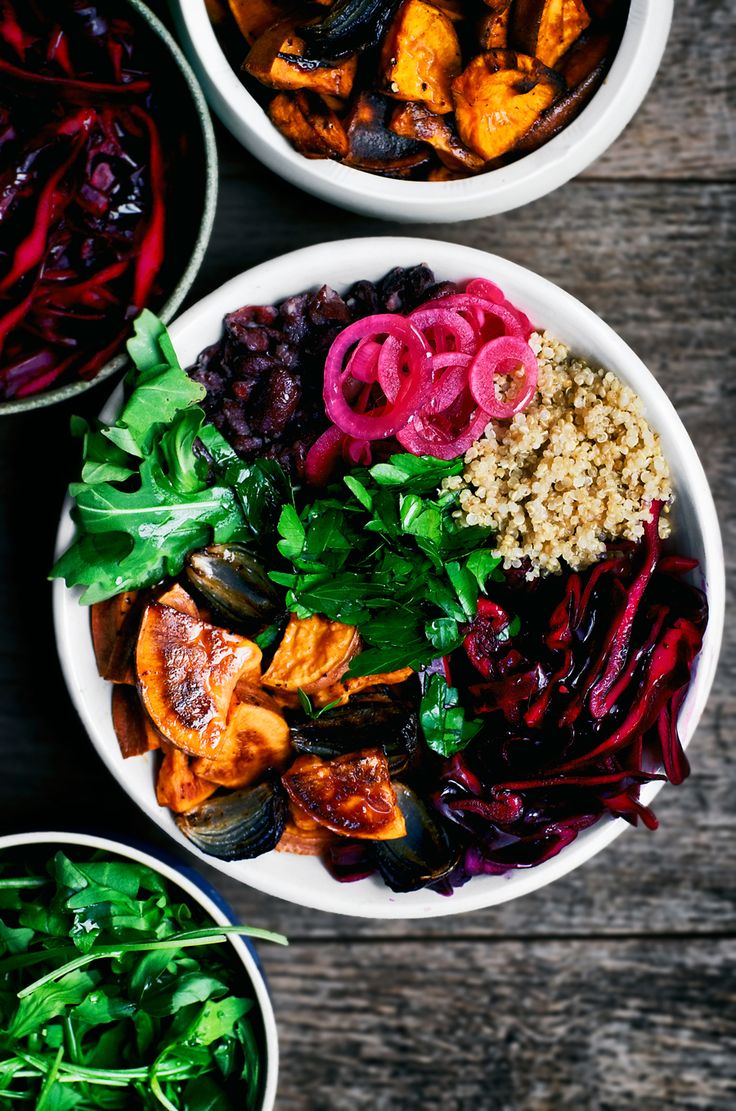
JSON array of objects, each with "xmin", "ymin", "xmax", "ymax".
[
  {"xmin": 52, "ymin": 235, "xmax": 725, "ymax": 919},
  {"xmin": 0, "ymin": 828, "xmax": 279, "ymax": 1110},
  {"xmin": 0, "ymin": 0, "xmax": 219, "ymax": 417},
  {"xmin": 170, "ymin": 0, "xmax": 672, "ymax": 221}
]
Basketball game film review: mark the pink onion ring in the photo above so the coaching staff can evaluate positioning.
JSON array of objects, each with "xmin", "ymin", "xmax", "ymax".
[
  {"xmin": 324, "ymin": 314, "xmax": 431, "ymax": 439},
  {"xmin": 468, "ymin": 336, "xmax": 538, "ymax": 420}
]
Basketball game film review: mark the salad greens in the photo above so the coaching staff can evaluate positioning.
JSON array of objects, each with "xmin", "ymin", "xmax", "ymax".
[
  {"xmin": 419, "ymin": 674, "xmax": 483, "ymax": 758},
  {"xmin": 272, "ymin": 453, "xmax": 502, "ymax": 677},
  {"xmin": 0, "ymin": 850, "xmax": 285, "ymax": 1110}
]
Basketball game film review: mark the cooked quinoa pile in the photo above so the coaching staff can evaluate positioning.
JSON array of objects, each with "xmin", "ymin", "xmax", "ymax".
[{"xmin": 445, "ymin": 331, "xmax": 672, "ymax": 575}]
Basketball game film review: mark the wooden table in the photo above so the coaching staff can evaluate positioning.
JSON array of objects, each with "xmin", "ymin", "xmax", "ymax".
[{"xmin": 1, "ymin": 2, "xmax": 733, "ymax": 1106}]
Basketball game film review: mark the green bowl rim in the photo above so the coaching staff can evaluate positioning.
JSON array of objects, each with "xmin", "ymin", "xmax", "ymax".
[{"xmin": 0, "ymin": 0, "xmax": 219, "ymax": 416}]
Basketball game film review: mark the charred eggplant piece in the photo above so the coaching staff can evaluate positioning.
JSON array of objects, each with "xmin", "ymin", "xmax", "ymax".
[
  {"xmin": 301, "ymin": 0, "xmax": 400, "ymax": 61},
  {"xmin": 288, "ymin": 687, "xmax": 420, "ymax": 774},
  {"xmin": 176, "ymin": 781, "xmax": 288, "ymax": 860},
  {"xmin": 374, "ymin": 783, "xmax": 459, "ymax": 892},
  {"xmin": 185, "ymin": 544, "xmax": 281, "ymax": 630}
]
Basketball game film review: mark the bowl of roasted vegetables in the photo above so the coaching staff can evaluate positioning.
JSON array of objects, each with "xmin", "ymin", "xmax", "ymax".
[
  {"xmin": 170, "ymin": 0, "xmax": 671, "ymax": 221},
  {"xmin": 52, "ymin": 236, "xmax": 724, "ymax": 919},
  {"xmin": 0, "ymin": 830, "xmax": 282, "ymax": 1108},
  {"xmin": 0, "ymin": 0, "xmax": 217, "ymax": 412}
]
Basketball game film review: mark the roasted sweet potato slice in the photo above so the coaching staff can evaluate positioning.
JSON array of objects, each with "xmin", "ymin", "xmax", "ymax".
[
  {"xmin": 111, "ymin": 685, "xmax": 161, "ymax": 759},
  {"xmin": 90, "ymin": 591, "xmax": 143, "ymax": 684},
  {"xmin": 245, "ymin": 21, "xmax": 357, "ymax": 99},
  {"xmin": 390, "ymin": 101, "xmax": 485, "ymax": 173},
  {"xmin": 156, "ymin": 743, "xmax": 218, "ymax": 814},
  {"xmin": 432, "ymin": 0, "xmax": 466, "ymax": 20},
  {"xmin": 478, "ymin": 6, "xmax": 511, "ymax": 50},
  {"xmin": 452, "ymin": 50, "xmax": 563, "ymax": 161},
  {"xmin": 192, "ymin": 684, "xmax": 292, "ymax": 788},
  {"xmin": 510, "ymin": 0, "xmax": 591, "ymax": 69},
  {"xmin": 136, "ymin": 603, "xmax": 262, "ymax": 757},
  {"xmin": 276, "ymin": 819, "xmax": 338, "ymax": 855},
  {"xmin": 282, "ymin": 749, "xmax": 406, "ymax": 840},
  {"xmin": 154, "ymin": 583, "xmax": 199, "ymax": 619},
  {"xmin": 262, "ymin": 614, "xmax": 360, "ymax": 693},
  {"xmin": 313, "ymin": 666, "xmax": 416, "ymax": 708},
  {"xmin": 269, "ymin": 90, "xmax": 349, "ymax": 159},
  {"xmin": 227, "ymin": 0, "xmax": 291, "ymax": 44},
  {"xmin": 380, "ymin": 0, "xmax": 461, "ymax": 115}
]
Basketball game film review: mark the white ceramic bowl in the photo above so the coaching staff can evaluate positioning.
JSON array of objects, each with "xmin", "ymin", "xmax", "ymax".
[
  {"xmin": 0, "ymin": 829, "xmax": 279, "ymax": 1109},
  {"xmin": 169, "ymin": 0, "xmax": 672, "ymax": 222},
  {"xmin": 53, "ymin": 236, "xmax": 724, "ymax": 919}
]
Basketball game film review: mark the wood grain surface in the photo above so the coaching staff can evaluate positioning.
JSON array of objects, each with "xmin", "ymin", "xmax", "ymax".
[{"xmin": 0, "ymin": 0, "xmax": 734, "ymax": 1107}]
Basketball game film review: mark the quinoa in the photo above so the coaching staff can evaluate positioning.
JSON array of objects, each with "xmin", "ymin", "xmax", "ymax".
[{"xmin": 446, "ymin": 330, "xmax": 672, "ymax": 576}]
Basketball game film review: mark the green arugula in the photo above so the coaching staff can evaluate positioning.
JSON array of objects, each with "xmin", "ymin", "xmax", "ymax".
[
  {"xmin": 272, "ymin": 453, "xmax": 502, "ymax": 676},
  {"xmin": 0, "ymin": 849, "xmax": 286, "ymax": 1110},
  {"xmin": 51, "ymin": 313, "xmax": 289, "ymax": 605},
  {"xmin": 420, "ymin": 673, "xmax": 484, "ymax": 757}
]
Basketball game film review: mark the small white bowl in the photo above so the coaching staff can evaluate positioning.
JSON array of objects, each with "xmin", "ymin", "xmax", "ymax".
[
  {"xmin": 169, "ymin": 0, "xmax": 672, "ymax": 222},
  {"xmin": 0, "ymin": 830, "xmax": 279, "ymax": 1110},
  {"xmin": 53, "ymin": 236, "xmax": 724, "ymax": 919}
]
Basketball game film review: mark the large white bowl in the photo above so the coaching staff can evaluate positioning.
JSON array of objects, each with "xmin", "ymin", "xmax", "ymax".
[
  {"xmin": 169, "ymin": 0, "xmax": 672, "ymax": 222},
  {"xmin": 53, "ymin": 237, "xmax": 724, "ymax": 919},
  {"xmin": 0, "ymin": 830, "xmax": 279, "ymax": 1109}
]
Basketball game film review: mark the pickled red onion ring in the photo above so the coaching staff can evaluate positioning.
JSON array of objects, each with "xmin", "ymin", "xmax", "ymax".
[
  {"xmin": 465, "ymin": 278, "xmax": 533, "ymax": 338},
  {"xmin": 409, "ymin": 306, "xmax": 476, "ymax": 355},
  {"xmin": 324, "ymin": 314, "xmax": 431, "ymax": 440},
  {"xmin": 468, "ymin": 336, "xmax": 538, "ymax": 420},
  {"xmin": 418, "ymin": 294, "xmax": 524, "ymax": 340}
]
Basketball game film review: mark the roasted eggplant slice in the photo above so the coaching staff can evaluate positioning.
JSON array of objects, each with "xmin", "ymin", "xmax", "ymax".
[
  {"xmin": 288, "ymin": 686, "xmax": 420, "ymax": 774},
  {"xmin": 136, "ymin": 603, "xmax": 261, "ymax": 757},
  {"xmin": 282, "ymin": 749, "xmax": 407, "ymax": 840},
  {"xmin": 374, "ymin": 783, "xmax": 460, "ymax": 892},
  {"xmin": 185, "ymin": 544, "xmax": 281, "ymax": 631},
  {"xmin": 301, "ymin": 0, "xmax": 401, "ymax": 61},
  {"xmin": 345, "ymin": 91, "xmax": 431, "ymax": 176},
  {"xmin": 177, "ymin": 781, "xmax": 288, "ymax": 860}
]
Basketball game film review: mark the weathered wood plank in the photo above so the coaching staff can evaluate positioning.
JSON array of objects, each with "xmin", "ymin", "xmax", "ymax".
[{"xmin": 261, "ymin": 937, "xmax": 736, "ymax": 1109}]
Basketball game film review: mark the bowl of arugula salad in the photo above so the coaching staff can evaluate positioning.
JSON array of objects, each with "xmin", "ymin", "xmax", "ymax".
[
  {"xmin": 0, "ymin": 830, "xmax": 281, "ymax": 1108},
  {"xmin": 52, "ymin": 237, "xmax": 723, "ymax": 919}
]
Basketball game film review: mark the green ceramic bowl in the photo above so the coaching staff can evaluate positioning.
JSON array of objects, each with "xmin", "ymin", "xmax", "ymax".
[{"xmin": 0, "ymin": 0, "xmax": 217, "ymax": 416}]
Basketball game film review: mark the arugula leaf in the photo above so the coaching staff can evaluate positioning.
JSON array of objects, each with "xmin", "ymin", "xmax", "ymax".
[
  {"xmin": 420, "ymin": 674, "xmax": 484, "ymax": 757},
  {"xmin": 7, "ymin": 970, "xmax": 98, "ymax": 1038}
]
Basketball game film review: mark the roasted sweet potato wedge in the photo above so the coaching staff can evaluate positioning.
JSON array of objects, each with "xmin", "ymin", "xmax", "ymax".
[
  {"xmin": 192, "ymin": 684, "xmax": 292, "ymax": 788},
  {"xmin": 245, "ymin": 21, "xmax": 357, "ymax": 99},
  {"xmin": 510, "ymin": 0, "xmax": 591, "ymax": 69},
  {"xmin": 478, "ymin": 6, "xmax": 511, "ymax": 50},
  {"xmin": 136, "ymin": 603, "xmax": 262, "ymax": 757},
  {"xmin": 314, "ymin": 666, "xmax": 416, "ymax": 708},
  {"xmin": 380, "ymin": 0, "xmax": 461, "ymax": 114},
  {"xmin": 276, "ymin": 819, "xmax": 338, "ymax": 855},
  {"xmin": 154, "ymin": 583, "xmax": 199, "ymax": 619},
  {"xmin": 262, "ymin": 614, "xmax": 360, "ymax": 693},
  {"xmin": 282, "ymin": 749, "xmax": 406, "ymax": 840},
  {"xmin": 156, "ymin": 743, "xmax": 218, "ymax": 814},
  {"xmin": 560, "ymin": 26, "xmax": 612, "ymax": 88},
  {"xmin": 268, "ymin": 90, "xmax": 349, "ymax": 159},
  {"xmin": 390, "ymin": 101, "xmax": 485, "ymax": 173},
  {"xmin": 111, "ymin": 685, "xmax": 160, "ymax": 759},
  {"xmin": 452, "ymin": 50, "xmax": 563, "ymax": 161},
  {"xmin": 90, "ymin": 591, "xmax": 143, "ymax": 684},
  {"xmin": 227, "ymin": 0, "xmax": 291, "ymax": 44}
]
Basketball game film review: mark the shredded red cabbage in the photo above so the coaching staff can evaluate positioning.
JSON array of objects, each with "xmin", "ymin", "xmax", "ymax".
[
  {"xmin": 0, "ymin": 1, "xmax": 169, "ymax": 398},
  {"xmin": 433, "ymin": 502, "xmax": 708, "ymax": 886}
]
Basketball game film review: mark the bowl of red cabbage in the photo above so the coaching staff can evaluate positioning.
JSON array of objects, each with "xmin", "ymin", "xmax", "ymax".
[
  {"xmin": 0, "ymin": 0, "xmax": 217, "ymax": 413},
  {"xmin": 52, "ymin": 237, "xmax": 724, "ymax": 919}
]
